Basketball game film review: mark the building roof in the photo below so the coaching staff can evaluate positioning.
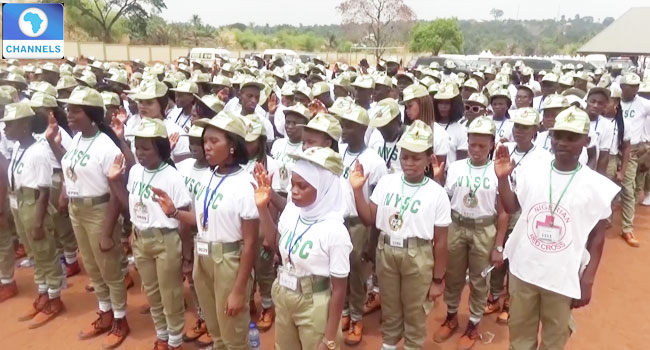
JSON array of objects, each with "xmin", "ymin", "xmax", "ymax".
[{"xmin": 579, "ymin": 7, "xmax": 650, "ymax": 56}]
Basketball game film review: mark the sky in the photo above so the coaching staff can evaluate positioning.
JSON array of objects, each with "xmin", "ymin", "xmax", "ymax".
[{"xmin": 160, "ymin": 0, "xmax": 648, "ymax": 26}]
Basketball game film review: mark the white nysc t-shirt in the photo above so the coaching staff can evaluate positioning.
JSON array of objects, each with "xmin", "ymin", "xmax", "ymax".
[
  {"xmin": 445, "ymin": 159, "xmax": 499, "ymax": 218},
  {"xmin": 339, "ymin": 144, "xmax": 387, "ymax": 218}
]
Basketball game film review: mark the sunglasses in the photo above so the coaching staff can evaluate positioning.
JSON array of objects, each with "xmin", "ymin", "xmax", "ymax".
[{"xmin": 464, "ymin": 105, "xmax": 484, "ymax": 113}]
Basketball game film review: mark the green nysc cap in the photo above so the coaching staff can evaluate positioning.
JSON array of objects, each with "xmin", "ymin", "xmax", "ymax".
[
  {"xmin": 340, "ymin": 104, "xmax": 370, "ymax": 126},
  {"xmin": 129, "ymin": 80, "xmax": 168, "ymax": 100},
  {"xmin": 289, "ymin": 146, "xmax": 344, "ymax": 177},
  {"xmin": 242, "ymin": 113, "xmax": 266, "ymax": 142},
  {"xmin": 467, "ymin": 116, "xmax": 496, "ymax": 136},
  {"xmin": 511, "ymin": 107, "xmax": 540, "ymax": 126},
  {"xmin": 550, "ymin": 106, "xmax": 590, "ymax": 135},
  {"xmin": 58, "ymin": 86, "xmax": 104, "ymax": 107},
  {"xmin": 185, "ymin": 124, "xmax": 205, "ymax": 138},
  {"xmin": 29, "ymin": 91, "xmax": 58, "ymax": 108},
  {"xmin": 300, "ymin": 112, "xmax": 342, "ymax": 141},
  {"xmin": 130, "ymin": 117, "xmax": 168, "ymax": 138},
  {"xmin": 369, "ymin": 98, "xmax": 400, "ymax": 128},
  {"xmin": 0, "ymin": 102, "xmax": 35, "ymax": 122},
  {"xmin": 396, "ymin": 120, "xmax": 433, "ymax": 153},
  {"xmin": 195, "ymin": 111, "xmax": 248, "ymax": 139}
]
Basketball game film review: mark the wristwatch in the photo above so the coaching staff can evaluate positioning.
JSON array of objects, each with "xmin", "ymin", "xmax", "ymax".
[
  {"xmin": 495, "ymin": 245, "xmax": 504, "ymax": 253},
  {"xmin": 322, "ymin": 338, "xmax": 336, "ymax": 350}
]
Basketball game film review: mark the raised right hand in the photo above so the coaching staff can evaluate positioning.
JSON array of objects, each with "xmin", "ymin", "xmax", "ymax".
[
  {"xmin": 493, "ymin": 144, "xmax": 515, "ymax": 179},
  {"xmin": 108, "ymin": 154, "xmax": 126, "ymax": 181},
  {"xmin": 349, "ymin": 160, "xmax": 369, "ymax": 190},
  {"xmin": 252, "ymin": 162, "xmax": 273, "ymax": 208}
]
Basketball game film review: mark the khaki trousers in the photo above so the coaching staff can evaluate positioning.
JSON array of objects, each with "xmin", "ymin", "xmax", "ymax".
[
  {"xmin": 11, "ymin": 205, "xmax": 31, "ymax": 258},
  {"xmin": 13, "ymin": 188, "xmax": 63, "ymax": 292},
  {"xmin": 254, "ymin": 230, "xmax": 276, "ymax": 308},
  {"xmin": 444, "ymin": 221, "xmax": 496, "ymax": 320},
  {"xmin": 133, "ymin": 228, "xmax": 185, "ymax": 338},
  {"xmin": 376, "ymin": 236, "xmax": 434, "ymax": 350},
  {"xmin": 69, "ymin": 200, "xmax": 126, "ymax": 312},
  {"xmin": 50, "ymin": 171, "xmax": 77, "ymax": 256},
  {"xmin": 194, "ymin": 242, "xmax": 252, "ymax": 350},
  {"xmin": 0, "ymin": 202, "xmax": 15, "ymax": 281},
  {"xmin": 344, "ymin": 218, "xmax": 370, "ymax": 322},
  {"xmin": 272, "ymin": 278, "xmax": 339, "ymax": 350},
  {"xmin": 508, "ymin": 273, "xmax": 572, "ymax": 350},
  {"xmin": 621, "ymin": 153, "xmax": 639, "ymax": 233}
]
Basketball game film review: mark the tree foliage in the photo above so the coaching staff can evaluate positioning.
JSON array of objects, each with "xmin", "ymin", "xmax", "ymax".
[
  {"xmin": 490, "ymin": 8, "xmax": 504, "ymax": 21},
  {"xmin": 336, "ymin": 0, "xmax": 416, "ymax": 60},
  {"xmin": 409, "ymin": 19, "xmax": 464, "ymax": 55}
]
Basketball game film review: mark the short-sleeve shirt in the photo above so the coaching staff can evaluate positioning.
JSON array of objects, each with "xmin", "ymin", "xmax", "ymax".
[
  {"xmin": 620, "ymin": 96, "xmax": 650, "ymax": 145},
  {"xmin": 34, "ymin": 126, "xmax": 72, "ymax": 170},
  {"xmin": 9, "ymin": 141, "xmax": 52, "ymax": 190},
  {"xmin": 445, "ymin": 159, "xmax": 499, "ymax": 218},
  {"xmin": 339, "ymin": 144, "xmax": 388, "ymax": 218},
  {"xmin": 176, "ymin": 158, "xmax": 212, "ymax": 210}
]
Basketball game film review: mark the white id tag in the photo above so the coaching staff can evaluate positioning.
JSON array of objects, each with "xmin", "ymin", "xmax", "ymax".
[
  {"xmin": 537, "ymin": 225, "xmax": 561, "ymax": 243},
  {"xmin": 278, "ymin": 267, "xmax": 298, "ymax": 291},
  {"xmin": 389, "ymin": 236, "xmax": 404, "ymax": 248},
  {"xmin": 9, "ymin": 195, "xmax": 17, "ymax": 210},
  {"xmin": 133, "ymin": 202, "xmax": 149, "ymax": 224},
  {"xmin": 196, "ymin": 241, "xmax": 209, "ymax": 256}
]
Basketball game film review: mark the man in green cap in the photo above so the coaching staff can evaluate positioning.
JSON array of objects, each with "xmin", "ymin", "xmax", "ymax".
[{"xmin": 494, "ymin": 106, "xmax": 619, "ymax": 350}]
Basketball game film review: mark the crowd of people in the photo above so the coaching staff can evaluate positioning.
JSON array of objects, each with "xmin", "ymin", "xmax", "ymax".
[{"xmin": 0, "ymin": 52, "xmax": 647, "ymax": 350}]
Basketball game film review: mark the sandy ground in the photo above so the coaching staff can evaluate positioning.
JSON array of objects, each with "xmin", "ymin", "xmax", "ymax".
[{"xmin": 3, "ymin": 206, "xmax": 650, "ymax": 350}]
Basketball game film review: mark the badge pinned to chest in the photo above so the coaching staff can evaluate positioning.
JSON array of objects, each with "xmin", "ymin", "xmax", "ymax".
[
  {"xmin": 535, "ymin": 214, "xmax": 561, "ymax": 243},
  {"xmin": 279, "ymin": 165, "xmax": 289, "ymax": 181},
  {"xmin": 66, "ymin": 167, "xmax": 77, "ymax": 182},
  {"xmin": 389, "ymin": 212, "xmax": 403, "ymax": 231},
  {"xmin": 463, "ymin": 193, "xmax": 478, "ymax": 208},
  {"xmin": 133, "ymin": 202, "xmax": 149, "ymax": 223}
]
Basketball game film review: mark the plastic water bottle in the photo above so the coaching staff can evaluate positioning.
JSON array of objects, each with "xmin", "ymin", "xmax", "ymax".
[{"xmin": 249, "ymin": 322, "xmax": 260, "ymax": 350}]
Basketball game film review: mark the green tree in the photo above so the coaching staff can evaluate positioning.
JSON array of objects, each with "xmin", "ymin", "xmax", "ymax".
[
  {"xmin": 63, "ymin": 0, "xmax": 166, "ymax": 42},
  {"xmin": 409, "ymin": 19, "xmax": 464, "ymax": 55},
  {"xmin": 490, "ymin": 8, "xmax": 504, "ymax": 21}
]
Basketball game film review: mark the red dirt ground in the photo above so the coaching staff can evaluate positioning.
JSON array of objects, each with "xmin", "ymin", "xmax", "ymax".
[{"xmin": 3, "ymin": 207, "xmax": 650, "ymax": 350}]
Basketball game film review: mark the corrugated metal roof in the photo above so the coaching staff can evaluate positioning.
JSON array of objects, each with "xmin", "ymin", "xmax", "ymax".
[{"xmin": 579, "ymin": 7, "xmax": 650, "ymax": 55}]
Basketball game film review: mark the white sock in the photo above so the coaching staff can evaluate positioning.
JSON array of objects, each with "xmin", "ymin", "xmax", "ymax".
[
  {"xmin": 372, "ymin": 286, "xmax": 380, "ymax": 293},
  {"xmin": 113, "ymin": 309, "xmax": 126, "ymax": 319},
  {"xmin": 261, "ymin": 297, "xmax": 273, "ymax": 309},
  {"xmin": 48, "ymin": 287, "xmax": 61, "ymax": 299},
  {"xmin": 342, "ymin": 309, "xmax": 350, "ymax": 317},
  {"xmin": 1, "ymin": 278, "xmax": 14, "ymax": 284},
  {"xmin": 99, "ymin": 300, "xmax": 112, "ymax": 312},
  {"xmin": 447, "ymin": 307, "xmax": 459, "ymax": 314},
  {"xmin": 469, "ymin": 314, "xmax": 481, "ymax": 324},
  {"xmin": 64, "ymin": 252, "xmax": 77, "ymax": 264},
  {"xmin": 156, "ymin": 329, "xmax": 169, "ymax": 341},
  {"xmin": 38, "ymin": 284, "xmax": 48, "ymax": 294},
  {"xmin": 381, "ymin": 344, "xmax": 397, "ymax": 350},
  {"xmin": 168, "ymin": 333, "xmax": 182, "ymax": 348}
]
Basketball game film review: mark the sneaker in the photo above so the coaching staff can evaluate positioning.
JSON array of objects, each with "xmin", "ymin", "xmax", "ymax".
[
  {"xmin": 0, "ymin": 281, "xmax": 18, "ymax": 302},
  {"xmin": 79, "ymin": 310, "xmax": 114, "ymax": 339},
  {"xmin": 497, "ymin": 297, "xmax": 510, "ymax": 325},
  {"xmin": 341, "ymin": 314, "xmax": 351, "ymax": 332},
  {"xmin": 433, "ymin": 313, "xmax": 459, "ymax": 343},
  {"xmin": 124, "ymin": 272, "xmax": 134, "ymax": 290},
  {"xmin": 152, "ymin": 339, "xmax": 168, "ymax": 350},
  {"xmin": 344, "ymin": 321, "xmax": 363, "ymax": 346},
  {"xmin": 623, "ymin": 232, "xmax": 640, "ymax": 247},
  {"xmin": 642, "ymin": 193, "xmax": 650, "ymax": 206},
  {"xmin": 483, "ymin": 295, "xmax": 500, "ymax": 315},
  {"xmin": 103, "ymin": 317, "xmax": 130, "ymax": 349},
  {"xmin": 65, "ymin": 261, "xmax": 81, "ymax": 278},
  {"xmin": 363, "ymin": 291, "xmax": 381, "ymax": 315},
  {"xmin": 183, "ymin": 318, "xmax": 207, "ymax": 342},
  {"xmin": 457, "ymin": 321, "xmax": 480, "ymax": 350},
  {"xmin": 18, "ymin": 257, "xmax": 34, "ymax": 268},
  {"xmin": 256, "ymin": 307, "xmax": 275, "ymax": 332},
  {"xmin": 29, "ymin": 297, "xmax": 65, "ymax": 329},
  {"xmin": 195, "ymin": 333, "xmax": 213, "ymax": 347},
  {"xmin": 18, "ymin": 293, "xmax": 48, "ymax": 321},
  {"xmin": 14, "ymin": 244, "xmax": 26, "ymax": 259}
]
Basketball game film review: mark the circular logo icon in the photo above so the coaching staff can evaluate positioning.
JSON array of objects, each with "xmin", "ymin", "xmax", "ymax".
[{"xmin": 19, "ymin": 8, "xmax": 48, "ymax": 38}]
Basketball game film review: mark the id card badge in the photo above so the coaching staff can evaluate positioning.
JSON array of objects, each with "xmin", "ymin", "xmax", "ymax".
[
  {"xmin": 133, "ymin": 202, "xmax": 149, "ymax": 224},
  {"xmin": 536, "ymin": 215, "xmax": 561, "ymax": 243},
  {"xmin": 9, "ymin": 194, "xmax": 17, "ymax": 210},
  {"xmin": 278, "ymin": 266, "xmax": 298, "ymax": 291},
  {"xmin": 196, "ymin": 241, "xmax": 209, "ymax": 256},
  {"xmin": 389, "ymin": 236, "xmax": 404, "ymax": 248}
]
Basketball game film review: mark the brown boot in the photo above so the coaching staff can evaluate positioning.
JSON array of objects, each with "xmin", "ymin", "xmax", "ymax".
[
  {"xmin": 623, "ymin": 232, "xmax": 640, "ymax": 247},
  {"xmin": 457, "ymin": 321, "xmax": 480, "ymax": 350},
  {"xmin": 256, "ymin": 307, "xmax": 275, "ymax": 332},
  {"xmin": 152, "ymin": 339, "xmax": 168, "ymax": 350},
  {"xmin": 344, "ymin": 320, "xmax": 363, "ymax": 346},
  {"xmin": 363, "ymin": 291, "xmax": 381, "ymax": 315},
  {"xmin": 341, "ymin": 314, "xmax": 351, "ymax": 332},
  {"xmin": 195, "ymin": 333, "xmax": 213, "ymax": 347},
  {"xmin": 0, "ymin": 281, "xmax": 18, "ymax": 302},
  {"xmin": 497, "ymin": 297, "xmax": 510, "ymax": 325},
  {"xmin": 79, "ymin": 310, "xmax": 114, "ymax": 339},
  {"xmin": 102, "ymin": 317, "xmax": 130, "ymax": 349},
  {"xmin": 65, "ymin": 261, "xmax": 81, "ymax": 277},
  {"xmin": 183, "ymin": 318, "xmax": 207, "ymax": 342},
  {"xmin": 18, "ymin": 293, "xmax": 48, "ymax": 321},
  {"xmin": 29, "ymin": 297, "xmax": 65, "ymax": 329},
  {"xmin": 484, "ymin": 295, "xmax": 500, "ymax": 315},
  {"xmin": 433, "ymin": 313, "xmax": 459, "ymax": 343}
]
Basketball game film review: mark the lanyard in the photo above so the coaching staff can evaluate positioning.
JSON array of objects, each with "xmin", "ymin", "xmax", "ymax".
[
  {"xmin": 510, "ymin": 145, "xmax": 534, "ymax": 169},
  {"xmin": 548, "ymin": 161, "xmax": 580, "ymax": 216},
  {"xmin": 10, "ymin": 142, "xmax": 34, "ymax": 191},
  {"xmin": 202, "ymin": 170, "xmax": 229, "ymax": 229},
  {"xmin": 594, "ymin": 117, "xmax": 599, "ymax": 132},
  {"xmin": 398, "ymin": 175, "xmax": 426, "ymax": 218},
  {"xmin": 287, "ymin": 216, "xmax": 315, "ymax": 266},
  {"xmin": 467, "ymin": 159, "xmax": 491, "ymax": 198},
  {"xmin": 382, "ymin": 141, "xmax": 397, "ymax": 167},
  {"xmin": 139, "ymin": 162, "xmax": 166, "ymax": 203},
  {"xmin": 175, "ymin": 109, "xmax": 191, "ymax": 129},
  {"xmin": 343, "ymin": 147, "xmax": 365, "ymax": 171},
  {"xmin": 70, "ymin": 131, "xmax": 100, "ymax": 174},
  {"xmin": 496, "ymin": 118, "xmax": 506, "ymax": 136},
  {"xmin": 543, "ymin": 133, "xmax": 550, "ymax": 150}
]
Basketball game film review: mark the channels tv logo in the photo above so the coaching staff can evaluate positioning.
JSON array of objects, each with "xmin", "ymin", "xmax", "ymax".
[{"xmin": 2, "ymin": 3, "xmax": 64, "ymax": 59}]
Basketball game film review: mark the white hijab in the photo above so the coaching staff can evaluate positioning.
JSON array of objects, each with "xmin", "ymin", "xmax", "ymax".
[{"xmin": 292, "ymin": 159, "xmax": 344, "ymax": 222}]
